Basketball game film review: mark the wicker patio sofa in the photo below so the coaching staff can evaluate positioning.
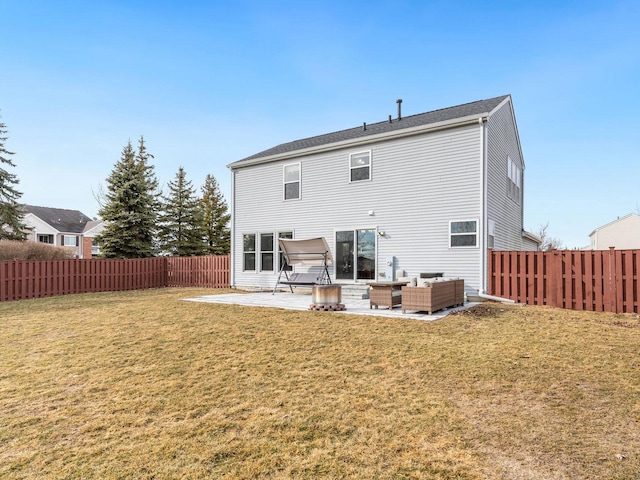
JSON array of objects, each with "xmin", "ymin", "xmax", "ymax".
[{"xmin": 401, "ymin": 278, "xmax": 464, "ymax": 314}]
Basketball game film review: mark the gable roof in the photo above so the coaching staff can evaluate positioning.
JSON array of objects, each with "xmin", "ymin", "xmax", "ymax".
[
  {"xmin": 22, "ymin": 205, "xmax": 93, "ymax": 234},
  {"xmin": 589, "ymin": 213, "xmax": 640, "ymax": 237},
  {"xmin": 230, "ymin": 95, "xmax": 510, "ymax": 167}
]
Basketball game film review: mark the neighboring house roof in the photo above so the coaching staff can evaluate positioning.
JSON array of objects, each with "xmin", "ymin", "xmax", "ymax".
[
  {"xmin": 83, "ymin": 220, "xmax": 104, "ymax": 236},
  {"xmin": 230, "ymin": 95, "xmax": 510, "ymax": 167},
  {"xmin": 22, "ymin": 205, "xmax": 94, "ymax": 234},
  {"xmin": 588, "ymin": 213, "xmax": 640, "ymax": 237}
]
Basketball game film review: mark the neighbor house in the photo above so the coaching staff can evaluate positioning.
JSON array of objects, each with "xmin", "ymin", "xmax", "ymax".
[
  {"xmin": 228, "ymin": 95, "xmax": 538, "ymax": 296},
  {"xmin": 587, "ymin": 213, "xmax": 640, "ymax": 250},
  {"xmin": 21, "ymin": 205, "xmax": 104, "ymax": 259}
]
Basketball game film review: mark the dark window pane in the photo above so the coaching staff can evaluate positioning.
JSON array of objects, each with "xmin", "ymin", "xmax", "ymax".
[
  {"xmin": 350, "ymin": 166, "xmax": 370, "ymax": 182},
  {"xmin": 261, "ymin": 253, "xmax": 274, "ymax": 271},
  {"xmin": 244, "ymin": 253, "xmax": 256, "ymax": 271},
  {"xmin": 451, "ymin": 221, "xmax": 476, "ymax": 234},
  {"xmin": 260, "ymin": 233, "xmax": 273, "ymax": 251},
  {"xmin": 284, "ymin": 182, "xmax": 299, "ymax": 200},
  {"xmin": 243, "ymin": 234, "xmax": 256, "ymax": 252},
  {"xmin": 451, "ymin": 234, "xmax": 477, "ymax": 247}
]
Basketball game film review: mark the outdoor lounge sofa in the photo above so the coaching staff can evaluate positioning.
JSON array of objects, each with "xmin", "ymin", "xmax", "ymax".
[{"xmin": 401, "ymin": 278, "xmax": 464, "ymax": 314}]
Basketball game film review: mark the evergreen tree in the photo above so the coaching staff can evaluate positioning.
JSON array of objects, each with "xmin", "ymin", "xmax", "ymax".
[
  {"xmin": 200, "ymin": 173, "xmax": 230, "ymax": 255},
  {"xmin": 0, "ymin": 114, "xmax": 29, "ymax": 240},
  {"xmin": 158, "ymin": 166, "xmax": 206, "ymax": 256},
  {"xmin": 96, "ymin": 137, "xmax": 160, "ymax": 258}
]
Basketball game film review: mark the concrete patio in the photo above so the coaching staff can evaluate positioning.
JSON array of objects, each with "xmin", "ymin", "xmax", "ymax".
[{"xmin": 186, "ymin": 290, "xmax": 477, "ymax": 321}]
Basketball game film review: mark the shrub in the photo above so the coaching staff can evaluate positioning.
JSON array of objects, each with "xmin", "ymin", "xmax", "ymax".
[{"xmin": 0, "ymin": 240, "xmax": 77, "ymax": 261}]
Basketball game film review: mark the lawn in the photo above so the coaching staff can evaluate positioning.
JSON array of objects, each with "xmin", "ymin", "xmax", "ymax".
[{"xmin": 1, "ymin": 288, "xmax": 639, "ymax": 479}]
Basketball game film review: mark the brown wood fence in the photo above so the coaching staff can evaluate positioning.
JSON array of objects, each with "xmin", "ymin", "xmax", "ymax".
[
  {"xmin": 0, "ymin": 255, "xmax": 230, "ymax": 302},
  {"xmin": 488, "ymin": 248, "xmax": 639, "ymax": 314}
]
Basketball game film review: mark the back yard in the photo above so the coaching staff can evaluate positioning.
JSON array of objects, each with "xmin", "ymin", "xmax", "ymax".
[{"xmin": 1, "ymin": 288, "xmax": 639, "ymax": 479}]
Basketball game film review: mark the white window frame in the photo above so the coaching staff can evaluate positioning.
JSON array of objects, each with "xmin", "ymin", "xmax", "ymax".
[
  {"xmin": 259, "ymin": 232, "xmax": 275, "ymax": 272},
  {"xmin": 283, "ymin": 163, "xmax": 301, "ymax": 200},
  {"xmin": 242, "ymin": 233, "xmax": 256, "ymax": 271},
  {"xmin": 63, "ymin": 235, "xmax": 77, "ymax": 247},
  {"xmin": 349, "ymin": 150, "xmax": 371, "ymax": 183},
  {"xmin": 449, "ymin": 220, "xmax": 479, "ymax": 248},
  {"xmin": 507, "ymin": 156, "xmax": 521, "ymax": 203}
]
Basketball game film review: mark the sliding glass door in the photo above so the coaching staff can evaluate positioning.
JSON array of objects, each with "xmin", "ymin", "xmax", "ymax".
[{"xmin": 335, "ymin": 229, "xmax": 376, "ymax": 281}]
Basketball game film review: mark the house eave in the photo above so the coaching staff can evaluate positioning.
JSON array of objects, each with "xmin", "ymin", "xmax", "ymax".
[{"xmin": 227, "ymin": 113, "xmax": 488, "ymax": 170}]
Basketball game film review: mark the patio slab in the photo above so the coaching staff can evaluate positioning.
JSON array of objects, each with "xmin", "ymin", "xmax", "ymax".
[{"xmin": 185, "ymin": 291, "xmax": 477, "ymax": 321}]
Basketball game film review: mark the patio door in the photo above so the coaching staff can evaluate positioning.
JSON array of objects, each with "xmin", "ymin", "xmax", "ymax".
[{"xmin": 335, "ymin": 229, "xmax": 376, "ymax": 281}]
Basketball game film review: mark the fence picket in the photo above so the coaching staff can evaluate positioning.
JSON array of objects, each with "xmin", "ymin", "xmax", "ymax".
[
  {"xmin": 489, "ymin": 248, "xmax": 639, "ymax": 314},
  {"xmin": 0, "ymin": 255, "xmax": 230, "ymax": 302}
]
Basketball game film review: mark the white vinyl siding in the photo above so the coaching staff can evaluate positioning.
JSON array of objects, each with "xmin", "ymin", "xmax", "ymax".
[
  {"xmin": 232, "ymin": 123, "xmax": 484, "ymax": 293},
  {"xmin": 486, "ymin": 100, "xmax": 528, "ymax": 250}
]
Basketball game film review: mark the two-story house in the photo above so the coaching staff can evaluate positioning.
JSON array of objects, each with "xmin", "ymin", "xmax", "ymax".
[
  {"xmin": 21, "ymin": 205, "xmax": 104, "ymax": 258},
  {"xmin": 227, "ymin": 95, "xmax": 538, "ymax": 296}
]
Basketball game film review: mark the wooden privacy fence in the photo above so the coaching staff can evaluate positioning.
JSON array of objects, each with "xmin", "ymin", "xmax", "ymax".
[
  {"xmin": 488, "ymin": 248, "xmax": 639, "ymax": 314},
  {"xmin": 0, "ymin": 254, "xmax": 230, "ymax": 302}
]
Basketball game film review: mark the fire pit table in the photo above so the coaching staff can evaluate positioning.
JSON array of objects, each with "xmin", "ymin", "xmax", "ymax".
[{"xmin": 367, "ymin": 281, "xmax": 408, "ymax": 310}]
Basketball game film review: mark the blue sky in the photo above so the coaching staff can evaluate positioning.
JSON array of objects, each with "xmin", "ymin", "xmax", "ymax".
[{"xmin": 1, "ymin": 0, "xmax": 638, "ymax": 248}]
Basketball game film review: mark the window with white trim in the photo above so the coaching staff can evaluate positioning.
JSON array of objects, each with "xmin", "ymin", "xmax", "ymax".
[
  {"xmin": 243, "ymin": 234, "xmax": 256, "ymax": 271},
  {"xmin": 283, "ymin": 163, "xmax": 300, "ymax": 200},
  {"xmin": 260, "ymin": 233, "xmax": 274, "ymax": 272},
  {"xmin": 63, "ymin": 235, "xmax": 77, "ymax": 247},
  {"xmin": 38, "ymin": 234, "xmax": 54, "ymax": 244},
  {"xmin": 349, "ymin": 151, "xmax": 371, "ymax": 182},
  {"xmin": 450, "ymin": 220, "xmax": 478, "ymax": 247},
  {"xmin": 507, "ymin": 156, "xmax": 521, "ymax": 203}
]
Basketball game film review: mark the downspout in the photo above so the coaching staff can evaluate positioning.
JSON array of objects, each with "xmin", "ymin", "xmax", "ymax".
[
  {"xmin": 230, "ymin": 169, "xmax": 236, "ymax": 288},
  {"xmin": 478, "ymin": 116, "xmax": 488, "ymax": 294}
]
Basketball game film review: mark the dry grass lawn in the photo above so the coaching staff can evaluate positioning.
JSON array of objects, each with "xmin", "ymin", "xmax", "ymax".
[{"xmin": 1, "ymin": 288, "xmax": 639, "ymax": 479}]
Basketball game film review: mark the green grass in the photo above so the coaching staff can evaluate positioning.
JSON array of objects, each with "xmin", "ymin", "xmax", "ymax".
[{"xmin": 1, "ymin": 288, "xmax": 639, "ymax": 479}]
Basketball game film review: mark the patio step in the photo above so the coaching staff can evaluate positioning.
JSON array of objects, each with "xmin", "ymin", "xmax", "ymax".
[{"xmin": 340, "ymin": 284, "xmax": 370, "ymax": 300}]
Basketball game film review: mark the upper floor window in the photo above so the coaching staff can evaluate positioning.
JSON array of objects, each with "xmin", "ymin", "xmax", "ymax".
[
  {"xmin": 507, "ymin": 156, "xmax": 521, "ymax": 203},
  {"xmin": 450, "ymin": 220, "xmax": 478, "ymax": 247},
  {"xmin": 349, "ymin": 151, "xmax": 371, "ymax": 182},
  {"xmin": 284, "ymin": 163, "xmax": 300, "ymax": 200}
]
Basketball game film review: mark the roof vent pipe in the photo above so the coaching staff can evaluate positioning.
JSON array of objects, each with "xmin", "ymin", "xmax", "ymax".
[
  {"xmin": 388, "ymin": 115, "xmax": 392, "ymax": 123},
  {"xmin": 363, "ymin": 122, "xmax": 366, "ymax": 131},
  {"xmin": 396, "ymin": 98, "xmax": 403, "ymax": 120}
]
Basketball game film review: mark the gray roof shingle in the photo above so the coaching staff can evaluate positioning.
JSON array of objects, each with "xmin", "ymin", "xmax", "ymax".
[
  {"xmin": 232, "ymin": 95, "xmax": 509, "ymax": 165},
  {"xmin": 22, "ymin": 205, "xmax": 93, "ymax": 234}
]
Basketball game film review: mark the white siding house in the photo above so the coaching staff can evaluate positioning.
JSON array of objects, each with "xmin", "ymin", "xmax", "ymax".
[
  {"xmin": 21, "ymin": 205, "xmax": 103, "ymax": 259},
  {"xmin": 228, "ymin": 95, "xmax": 537, "ymax": 296},
  {"xmin": 588, "ymin": 213, "xmax": 640, "ymax": 250}
]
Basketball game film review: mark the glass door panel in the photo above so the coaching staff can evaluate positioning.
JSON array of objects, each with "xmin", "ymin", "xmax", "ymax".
[
  {"xmin": 356, "ymin": 229, "xmax": 376, "ymax": 280},
  {"xmin": 335, "ymin": 229, "xmax": 376, "ymax": 281},
  {"xmin": 335, "ymin": 230, "xmax": 354, "ymax": 280}
]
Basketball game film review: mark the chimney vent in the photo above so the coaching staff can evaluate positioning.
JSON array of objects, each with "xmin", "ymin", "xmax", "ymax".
[
  {"xmin": 363, "ymin": 122, "xmax": 367, "ymax": 131},
  {"xmin": 388, "ymin": 115, "xmax": 392, "ymax": 123},
  {"xmin": 396, "ymin": 98, "xmax": 403, "ymax": 120}
]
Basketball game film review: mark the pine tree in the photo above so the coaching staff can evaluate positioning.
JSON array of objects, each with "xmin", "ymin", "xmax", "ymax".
[
  {"xmin": 200, "ymin": 174, "xmax": 230, "ymax": 255},
  {"xmin": 96, "ymin": 137, "xmax": 160, "ymax": 258},
  {"xmin": 158, "ymin": 166, "xmax": 206, "ymax": 256},
  {"xmin": 0, "ymin": 114, "xmax": 29, "ymax": 240}
]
